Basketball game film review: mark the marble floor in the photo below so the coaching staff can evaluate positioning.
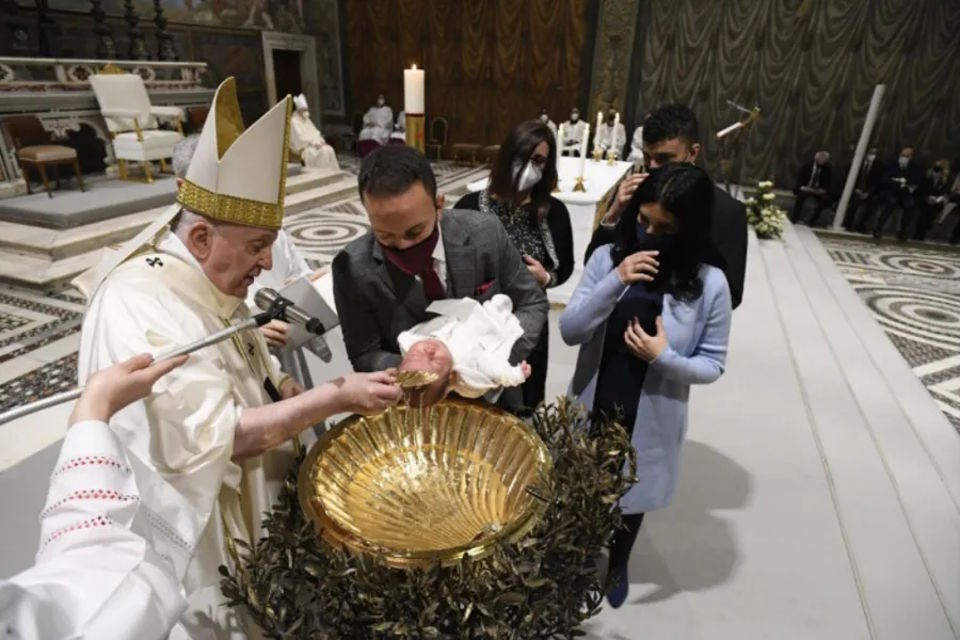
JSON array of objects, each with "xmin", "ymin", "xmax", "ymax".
[{"xmin": 1, "ymin": 199, "xmax": 958, "ymax": 637}]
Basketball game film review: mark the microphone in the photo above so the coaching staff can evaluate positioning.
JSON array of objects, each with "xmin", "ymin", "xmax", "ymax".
[{"xmin": 254, "ymin": 288, "xmax": 333, "ymax": 362}]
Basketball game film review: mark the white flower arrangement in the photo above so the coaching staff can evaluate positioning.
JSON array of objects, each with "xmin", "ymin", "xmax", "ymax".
[{"xmin": 746, "ymin": 179, "xmax": 787, "ymax": 239}]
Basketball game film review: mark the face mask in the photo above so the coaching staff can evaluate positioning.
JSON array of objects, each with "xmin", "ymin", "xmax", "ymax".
[
  {"xmin": 636, "ymin": 226, "xmax": 678, "ymax": 287},
  {"xmin": 899, "ymin": 155, "xmax": 909, "ymax": 168},
  {"xmin": 379, "ymin": 219, "xmax": 439, "ymax": 275},
  {"xmin": 512, "ymin": 160, "xmax": 543, "ymax": 192},
  {"xmin": 570, "ymin": 113, "xmax": 579, "ymax": 122},
  {"xmin": 540, "ymin": 114, "xmax": 549, "ymax": 123},
  {"xmin": 866, "ymin": 153, "xmax": 876, "ymax": 162},
  {"xmin": 377, "ymin": 98, "xmax": 385, "ymax": 107}
]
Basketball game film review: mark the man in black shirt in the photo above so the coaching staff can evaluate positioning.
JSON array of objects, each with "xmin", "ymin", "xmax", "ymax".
[{"xmin": 584, "ymin": 104, "xmax": 748, "ymax": 310}]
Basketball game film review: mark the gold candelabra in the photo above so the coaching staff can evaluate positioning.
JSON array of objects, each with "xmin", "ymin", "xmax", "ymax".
[
  {"xmin": 592, "ymin": 149, "xmax": 602, "ymax": 162},
  {"xmin": 606, "ymin": 150, "xmax": 616, "ymax": 166},
  {"xmin": 572, "ymin": 176, "xmax": 586, "ymax": 192}
]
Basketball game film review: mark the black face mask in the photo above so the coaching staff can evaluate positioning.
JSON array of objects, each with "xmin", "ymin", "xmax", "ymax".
[{"xmin": 636, "ymin": 225, "xmax": 678, "ymax": 290}]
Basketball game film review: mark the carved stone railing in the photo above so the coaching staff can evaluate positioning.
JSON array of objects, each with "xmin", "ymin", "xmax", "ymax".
[{"xmin": 0, "ymin": 56, "xmax": 207, "ymax": 88}]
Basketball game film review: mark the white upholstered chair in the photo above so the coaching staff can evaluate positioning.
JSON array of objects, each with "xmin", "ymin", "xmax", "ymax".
[{"xmin": 89, "ymin": 67, "xmax": 183, "ymax": 182}]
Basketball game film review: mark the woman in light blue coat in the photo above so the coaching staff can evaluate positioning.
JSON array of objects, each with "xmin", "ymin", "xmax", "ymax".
[{"xmin": 559, "ymin": 163, "xmax": 732, "ymax": 607}]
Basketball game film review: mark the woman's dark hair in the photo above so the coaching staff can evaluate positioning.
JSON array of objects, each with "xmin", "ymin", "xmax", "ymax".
[
  {"xmin": 488, "ymin": 120, "xmax": 558, "ymax": 216},
  {"xmin": 611, "ymin": 163, "xmax": 714, "ymax": 301}
]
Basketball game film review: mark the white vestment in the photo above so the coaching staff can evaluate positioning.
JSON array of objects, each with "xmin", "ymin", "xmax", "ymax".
[
  {"xmin": 542, "ymin": 119, "xmax": 557, "ymax": 139},
  {"xmin": 358, "ymin": 105, "xmax": 393, "ymax": 145},
  {"xmin": 560, "ymin": 120, "xmax": 586, "ymax": 155},
  {"xmin": 78, "ymin": 230, "xmax": 296, "ymax": 639},
  {"xmin": 391, "ymin": 111, "xmax": 406, "ymax": 141},
  {"xmin": 0, "ymin": 420, "xmax": 186, "ymax": 640},
  {"xmin": 397, "ymin": 294, "xmax": 525, "ymax": 399},
  {"xmin": 627, "ymin": 125, "xmax": 644, "ymax": 162},
  {"xmin": 593, "ymin": 122, "xmax": 627, "ymax": 158},
  {"xmin": 289, "ymin": 112, "xmax": 340, "ymax": 171}
]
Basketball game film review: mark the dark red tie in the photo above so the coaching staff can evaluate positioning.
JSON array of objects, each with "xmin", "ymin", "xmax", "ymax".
[{"xmin": 380, "ymin": 222, "xmax": 446, "ymax": 301}]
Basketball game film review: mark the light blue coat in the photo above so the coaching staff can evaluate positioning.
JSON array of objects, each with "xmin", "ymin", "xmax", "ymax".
[{"xmin": 559, "ymin": 245, "xmax": 732, "ymax": 513}]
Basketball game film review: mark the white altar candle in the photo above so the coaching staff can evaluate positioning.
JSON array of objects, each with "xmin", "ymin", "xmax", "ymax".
[
  {"xmin": 578, "ymin": 124, "xmax": 590, "ymax": 177},
  {"xmin": 404, "ymin": 64, "xmax": 425, "ymax": 114},
  {"xmin": 596, "ymin": 110, "xmax": 603, "ymax": 134}
]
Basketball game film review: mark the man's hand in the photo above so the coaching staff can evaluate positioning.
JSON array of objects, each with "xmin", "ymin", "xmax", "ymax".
[
  {"xmin": 523, "ymin": 255, "xmax": 551, "ymax": 287},
  {"xmin": 71, "ymin": 353, "xmax": 189, "ymax": 426},
  {"xmin": 280, "ymin": 377, "xmax": 304, "ymax": 399},
  {"xmin": 260, "ymin": 320, "xmax": 289, "ymax": 348},
  {"xmin": 616, "ymin": 251, "xmax": 660, "ymax": 284},
  {"xmin": 624, "ymin": 316, "xmax": 668, "ymax": 363},
  {"xmin": 331, "ymin": 371, "xmax": 402, "ymax": 415},
  {"xmin": 602, "ymin": 173, "xmax": 648, "ymax": 226}
]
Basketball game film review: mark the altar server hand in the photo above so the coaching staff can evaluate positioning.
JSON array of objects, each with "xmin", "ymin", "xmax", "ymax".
[
  {"xmin": 624, "ymin": 316, "xmax": 668, "ymax": 362},
  {"xmin": 523, "ymin": 255, "xmax": 551, "ymax": 287},
  {"xmin": 72, "ymin": 353, "xmax": 189, "ymax": 425},
  {"xmin": 616, "ymin": 251, "xmax": 659, "ymax": 284},
  {"xmin": 334, "ymin": 371, "xmax": 402, "ymax": 415},
  {"xmin": 260, "ymin": 320, "xmax": 290, "ymax": 348}
]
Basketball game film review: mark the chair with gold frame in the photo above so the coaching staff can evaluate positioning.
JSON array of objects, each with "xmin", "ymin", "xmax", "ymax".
[{"xmin": 89, "ymin": 64, "xmax": 183, "ymax": 183}]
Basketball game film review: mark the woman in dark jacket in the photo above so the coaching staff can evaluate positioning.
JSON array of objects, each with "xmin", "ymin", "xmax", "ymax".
[{"xmin": 454, "ymin": 120, "xmax": 574, "ymax": 411}]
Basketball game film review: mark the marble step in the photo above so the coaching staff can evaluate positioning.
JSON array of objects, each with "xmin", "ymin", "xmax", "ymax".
[{"xmin": 758, "ymin": 224, "xmax": 956, "ymax": 639}]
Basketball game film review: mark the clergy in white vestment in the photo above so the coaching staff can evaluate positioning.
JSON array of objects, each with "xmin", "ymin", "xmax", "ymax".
[
  {"xmin": 1, "ymin": 355, "xmax": 189, "ymax": 640},
  {"xmin": 390, "ymin": 110, "xmax": 406, "ymax": 142},
  {"xmin": 289, "ymin": 93, "xmax": 340, "ymax": 171},
  {"xmin": 560, "ymin": 108, "xmax": 587, "ymax": 156},
  {"xmin": 75, "ymin": 78, "xmax": 401, "ymax": 639},
  {"xmin": 627, "ymin": 125, "xmax": 644, "ymax": 163},
  {"xmin": 358, "ymin": 93, "xmax": 394, "ymax": 146},
  {"xmin": 538, "ymin": 108, "xmax": 558, "ymax": 139},
  {"xmin": 593, "ymin": 108, "xmax": 627, "ymax": 158},
  {"xmin": 396, "ymin": 294, "xmax": 531, "ymax": 408}
]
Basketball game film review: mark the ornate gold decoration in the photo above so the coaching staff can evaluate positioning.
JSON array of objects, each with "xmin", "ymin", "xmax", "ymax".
[
  {"xmin": 299, "ymin": 400, "xmax": 552, "ymax": 569},
  {"xmin": 405, "ymin": 113, "xmax": 425, "ymax": 152},
  {"xmin": 177, "ymin": 179, "xmax": 283, "ymax": 230},
  {"xmin": 213, "ymin": 77, "xmax": 244, "ymax": 160},
  {"xmin": 607, "ymin": 150, "xmax": 616, "ymax": 166},
  {"xmin": 573, "ymin": 176, "xmax": 586, "ymax": 192},
  {"xmin": 98, "ymin": 62, "xmax": 126, "ymax": 75},
  {"xmin": 592, "ymin": 148, "xmax": 602, "ymax": 162},
  {"xmin": 395, "ymin": 370, "xmax": 439, "ymax": 388}
]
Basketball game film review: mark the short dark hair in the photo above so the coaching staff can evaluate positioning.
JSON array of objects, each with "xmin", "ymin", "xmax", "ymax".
[
  {"xmin": 489, "ymin": 120, "xmax": 558, "ymax": 214},
  {"xmin": 642, "ymin": 104, "xmax": 700, "ymax": 146},
  {"xmin": 358, "ymin": 144, "xmax": 437, "ymax": 201}
]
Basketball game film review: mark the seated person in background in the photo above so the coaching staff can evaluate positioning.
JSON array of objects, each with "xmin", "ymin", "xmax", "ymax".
[
  {"xmin": 790, "ymin": 150, "xmax": 833, "ymax": 226},
  {"xmin": 391, "ymin": 110, "xmax": 407, "ymax": 143},
  {"xmin": 397, "ymin": 294, "xmax": 532, "ymax": 407},
  {"xmin": 332, "ymin": 145, "xmax": 549, "ymax": 413},
  {"xmin": 290, "ymin": 94, "xmax": 340, "ymax": 171},
  {"xmin": 593, "ymin": 108, "xmax": 627, "ymax": 159},
  {"xmin": 560, "ymin": 107, "xmax": 586, "ymax": 156},
  {"xmin": 627, "ymin": 113, "xmax": 651, "ymax": 165},
  {"xmin": 846, "ymin": 145, "xmax": 884, "ymax": 231},
  {"xmin": 359, "ymin": 92, "xmax": 394, "ymax": 148},
  {"xmin": 538, "ymin": 108, "xmax": 558, "ymax": 138},
  {"xmin": 913, "ymin": 159, "xmax": 951, "ymax": 242},
  {"xmin": 1, "ymin": 354, "xmax": 189, "ymax": 640},
  {"xmin": 873, "ymin": 145, "xmax": 924, "ymax": 241}
]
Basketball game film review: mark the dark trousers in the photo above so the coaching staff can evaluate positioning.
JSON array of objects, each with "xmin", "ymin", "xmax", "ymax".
[
  {"xmin": 791, "ymin": 193, "xmax": 829, "ymax": 226},
  {"xmin": 521, "ymin": 324, "xmax": 549, "ymax": 412},
  {"xmin": 847, "ymin": 194, "xmax": 878, "ymax": 231},
  {"xmin": 609, "ymin": 513, "xmax": 645, "ymax": 570},
  {"xmin": 874, "ymin": 192, "xmax": 917, "ymax": 240},
  {"xmin": 914, "ymin": 203, "xmax": 944, "ymax": 241}
]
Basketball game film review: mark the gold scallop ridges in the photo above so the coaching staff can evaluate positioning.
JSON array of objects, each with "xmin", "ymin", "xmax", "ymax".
[
  {"xmin": 395, "ymin": 370, "xmax": 440, "ymax": 388},
  {"xmin": 298, "ymin": 400, "xmax": 553, "ymax": 569}
]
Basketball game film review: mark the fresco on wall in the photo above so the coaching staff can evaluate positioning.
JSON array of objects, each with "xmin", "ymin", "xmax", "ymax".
[{"xmin": 35, "ymin": 0, "xmax": 305, "ymax": 33}]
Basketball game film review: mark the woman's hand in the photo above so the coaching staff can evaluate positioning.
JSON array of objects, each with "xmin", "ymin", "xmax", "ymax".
[
  {"xmin": 523, "ymin": 255, "xmax": 551, "ymax": 287},
  {"xmin": 602, "ymin": 172, "xmax": 649, "ymax": 225},
  {"xmin": 260, "ymin": 320, "xmax": 289, "ymax": 348},
  {"xmin": 616, "ymin": 251, "xmax": 659, "ymax": 284},
  {"xmin": 624, "ymin": 316, "xmax": 668, "ymax": 362}
]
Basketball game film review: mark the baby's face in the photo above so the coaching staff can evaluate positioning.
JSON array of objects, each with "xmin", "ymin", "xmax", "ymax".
[{"xmin": 400, "ymin": 339, "xmax": 453, "ymax": 407}]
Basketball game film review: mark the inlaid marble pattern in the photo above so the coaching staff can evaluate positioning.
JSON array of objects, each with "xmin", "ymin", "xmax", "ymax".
[{"xmin": 820, "ymin": 235, "xmax": 960, "ymax": 433}]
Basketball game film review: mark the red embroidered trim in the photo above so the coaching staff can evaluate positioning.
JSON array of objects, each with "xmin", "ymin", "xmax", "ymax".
[
  {"xmin": 40, "ymin": 489, "xmax": 139, "ymax": 518},
  {"xmin": 52, "ymin": 455, "xmax": 130, "ymax": 477},
  {"xmin": 39, "ymin": 515, "xmax": 114, "ymax": 552}
]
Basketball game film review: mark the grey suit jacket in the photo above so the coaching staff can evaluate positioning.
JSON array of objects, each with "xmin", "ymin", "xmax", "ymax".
[{"xmin": 332, "ymin": 208, "xmax": 549, "ymax": 373}]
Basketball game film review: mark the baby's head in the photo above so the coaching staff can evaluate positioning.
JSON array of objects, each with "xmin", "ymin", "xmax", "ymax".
[{"xmin": 399, "ymin": 338, "xmax": 454, "ymax": 407}]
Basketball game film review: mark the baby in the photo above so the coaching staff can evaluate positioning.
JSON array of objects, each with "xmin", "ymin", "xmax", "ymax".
[{"xmin": 397, "ymin": 294, "xmax": 531, "ymax": 407}]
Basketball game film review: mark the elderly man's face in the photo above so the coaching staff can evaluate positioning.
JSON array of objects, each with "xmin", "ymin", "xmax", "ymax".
[
  {"xmin": 400, "ymin": 338, "xmax": 453, "ymax": 408},
  {"xmin": 184, "ymin": 218, "xmax": 276, "ymax": 298}
]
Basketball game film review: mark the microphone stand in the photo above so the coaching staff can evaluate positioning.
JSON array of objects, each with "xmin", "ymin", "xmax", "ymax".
[
  {"xmin": 0, "ymin": 304, "xmax": 287, "ymax": 427},
  {"xmin": 716, "ymin": 103, "xmax": 760, "ymax": 197}
]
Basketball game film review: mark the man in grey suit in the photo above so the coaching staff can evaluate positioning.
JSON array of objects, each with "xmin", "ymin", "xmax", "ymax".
[{"xmin": 332, "ymin": 145, "xmax": 549, "ymax": 410}]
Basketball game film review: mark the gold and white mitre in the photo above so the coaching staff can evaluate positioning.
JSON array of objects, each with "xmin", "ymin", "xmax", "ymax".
[{"xmin": 73, "ymin": 77, "xmax": 292, "ymax": 299}]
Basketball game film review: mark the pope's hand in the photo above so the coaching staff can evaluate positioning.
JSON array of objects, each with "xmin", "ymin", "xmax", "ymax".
[
  {"xmin": 71, "ymin": 353, "xmax": 189, "ymax": 426},
  {"xmin": 260, "ymin": 320, "xmax": 289, "ymax": 348},
  {"xmin": 332, "ymin": 371, "xmax": 402, "ymax": 415}
]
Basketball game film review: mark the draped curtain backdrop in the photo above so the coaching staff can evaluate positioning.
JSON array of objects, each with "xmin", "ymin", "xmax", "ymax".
[
  {"xmin": 343, "ymin": 0, "xmax": 593, "ymax": 147},
  {"xmin": 627, "ymin": 0, "xmax": 960, "ymax": 187}
]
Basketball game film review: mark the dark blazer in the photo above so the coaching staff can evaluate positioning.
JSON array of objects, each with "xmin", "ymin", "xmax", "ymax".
[
  {"xmin": 453, "ymin": 191, "xmax": 575, "ymax": 288},
  {"xmin": 855, "ymin": 157, "xmax": 885, "ymax": 195},
  {"xmin": 332, "ymin": 208, "xmax": 549, "ymax": 373},
  {"xmin": 880, "ymin": 160, "xmax": 924, "ymax": 195},
  {"xmin": 584, "ymin": 184, "xmax": 747, "ymax": 310},
  {"xmin": 793, "ymin": 161, "xmax": 833, "ymax": 195}
]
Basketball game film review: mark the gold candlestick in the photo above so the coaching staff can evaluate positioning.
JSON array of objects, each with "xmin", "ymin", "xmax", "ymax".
[
  {"xmin": 592, "ymin": 149, "xmax": 602, "ymax": 162},
  {"xmin": 572, "ymin": 176, "xmax": 586, "ymax": 192},
  {"xmin": 606, "ymin": 150, "xmax": 616, "ymax": 166}
]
